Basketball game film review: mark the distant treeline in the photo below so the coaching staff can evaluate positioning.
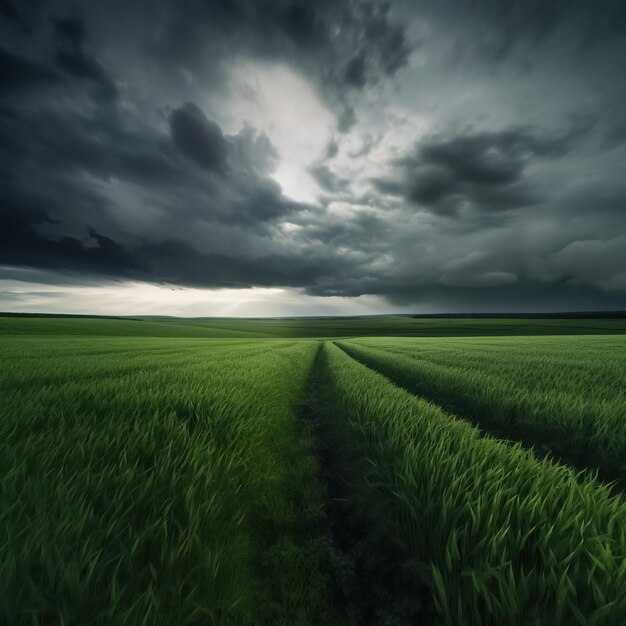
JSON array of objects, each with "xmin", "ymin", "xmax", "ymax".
[
  {"xmin": 0, "ymin": 312, "xmax": 141, "ymax": 320},
  {"xmin": 1, "ymin": 310, "xmax": 625, "ymax": 321},
  {"xmin": 409, "ymin": 311, "xmax": 626, "ymax": 319}
]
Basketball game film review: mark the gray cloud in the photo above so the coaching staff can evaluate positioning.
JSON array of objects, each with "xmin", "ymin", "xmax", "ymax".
[
  {"xmin": 142, "ymin": 0, "xmax": 409, "ymax": 130},
  {"xmin": 407, "ymin": 0, "xmax": 626, "ymax": 63},
  {"xmin": 0, "ymin": 46, "xmax": 59, "ymax": 91},
  {"xmin": 0, "ymin": 0, "xmax": 625, "ymax": 313},
  {"xmin": 170, "ymin": 103, "xmax": 230, "ymax": 174},
  {"xmin": 372, "ymin": 127, "xmax": 580, "ymax": 216},
  {"xmin": 52, "ymin": 13, "xmax": 119, "ymax": 100},
  {"xmin": 310, "ymin": 164, "xmax": 351, "ymax": 193}
]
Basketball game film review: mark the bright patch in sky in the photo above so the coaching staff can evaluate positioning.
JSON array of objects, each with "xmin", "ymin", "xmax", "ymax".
[
  {"xmin": 0, "ymin": 279, "xmax": 402, "ymax": 317},
  {"xmin": 227, "ymin": 62, "xmax": 334, "ymax": 202},
  {"xmin": 2, "ymin": 2, "xmax": 626, "ymax": 314}
]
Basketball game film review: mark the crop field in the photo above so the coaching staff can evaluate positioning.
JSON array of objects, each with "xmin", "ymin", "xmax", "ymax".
[
  {"xmin": 2, "ymin": 318, "xmax": 626, "ymax": 625},
  {"xmin": 0, "ymin": 337, "xmax": 333, "ymax": 624},
  {"xmin": 2, "ymin": 314, "xmax": 626, "ymax": 338},
  {"xmin": 337, "ymin": 336, "xmax": 626, "ymax": 486}
]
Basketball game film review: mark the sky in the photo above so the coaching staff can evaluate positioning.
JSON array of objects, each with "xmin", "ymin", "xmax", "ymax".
[{"xmin": 1, "ymin": 0, "xmax": 626, "ymax": 316}]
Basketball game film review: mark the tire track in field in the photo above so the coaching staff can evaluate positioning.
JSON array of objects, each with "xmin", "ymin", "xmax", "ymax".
[
  {"xmin": 297, "ymin": 342, "xmax": 436, "ymax": 625},
  {"xmin": 333, "ymin": 340, "xmax": 625, "ymax": 494}
]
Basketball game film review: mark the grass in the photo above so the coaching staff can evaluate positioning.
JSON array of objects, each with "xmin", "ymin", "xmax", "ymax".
[
  {"xmin": 2, "ymin": 321, "xmax": 626, "ymax": 624},
  {"xmin": 318, "ymin": 342, "xmax": 626, "ymax": 625},
  {"xmin": 0, "ymin": 317, "xmax": 271, "ymax": 338},
  {"xmin": 0, "ymin": 337, "xmax": 333, "ymax": 625},
  {"xmin": 1, "ymin": 314, "xmax": 626, "ymax": 338},
  {"xmin": 337, "ymin": 336, "xmax": 626, "ymax": 485}
]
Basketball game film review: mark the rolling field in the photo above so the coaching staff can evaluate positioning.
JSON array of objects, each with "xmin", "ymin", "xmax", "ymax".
[
  {"xmin": 0, "ymin": 337, "xmax": 334, "ymax": 624},
  {"xmin": 316, "ymin": 342, "xmax": 626, "ymax": 624},
  {"xmin": 2, "ymin": 314, "xmax": 626, "ymax": 338},
  {"xmin": 1, "ymin": 318, "xmax": 626, "ymax": 624},
  {"xmin": 338, "ymin": 336, "xmax": 626, "ymax": 486}
]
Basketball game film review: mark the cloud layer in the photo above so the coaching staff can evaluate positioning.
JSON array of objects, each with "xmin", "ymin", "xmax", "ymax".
[{"xmin": 1, "ymin": 0, "xmax": 625, "ymax": 312}]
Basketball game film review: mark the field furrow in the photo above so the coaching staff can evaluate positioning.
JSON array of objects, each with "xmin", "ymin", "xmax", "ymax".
[
  {"xmin": 0, "ymin": 338, "xmax": 334, "ymax": 625},
  {"xmin": 336, "ymin": 336, "xmax": 626, "ymax": 486},
  {"xmin": 3, "ymin": 327, "xmax": 626, "ymax": 625},
  {"xmin": 319, "ymin": 341, "xmax": 626, "ymax": 625},
  {"xmin": 298, "ymin": 343, "xmax": 436, "ymax": 624}
]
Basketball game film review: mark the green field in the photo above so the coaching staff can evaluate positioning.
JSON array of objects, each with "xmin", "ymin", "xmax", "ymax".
[
  {"xmin": 3, "ymin": 314, "xmax": 626, "ymax": 338},
  {"xmin": 338, "ymin": 336, "xmax": 626, "ymax": 486},
  {"xmin": 0, "ymin": 337, "xmax": 336, "ymax": 624},
  {"xmin": 2, "ymin": 316, "xmax": 626, "ymax": 624}
]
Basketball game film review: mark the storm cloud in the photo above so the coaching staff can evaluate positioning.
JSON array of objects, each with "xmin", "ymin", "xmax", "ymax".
[
  {"xmin": 373, "ymin": 127, "xmax": 578, "ymax": 216},
  {"xmin": 0, "ymin": 0, "xmax": 625, "ymax": 313}
]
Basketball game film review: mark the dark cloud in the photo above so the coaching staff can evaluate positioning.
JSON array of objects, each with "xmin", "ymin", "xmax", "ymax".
[
  {"xmin": 145, "ymin": 0, "xmax": 409, "ymax": 127},
  {"xmin": 0, "ymin": 198, "xmax": 340, "ymax": 290},
  {"xmin": 1, "ymin": 0, "xmax": 626, "ymax": 312},
  {"xmin": 0, "ymin": 0, "xmax": 29, "ymax": 32},
  {"xmin": 337, "ymin": 106, "xmax": 357, "ymax": 133},
  {"xmin": 343, "ymin": 281, "xmax": 626, "ymax": 313},
  {"xmin": 169, "ymin": 103, "xmax": 229, "ymax": 174},
  {"xmin": 0, "ymin": 46, "xmax": 59, "ymax": 91},
  {"xmin": 373, "ymin": 128, "xmax": 577, "ymax": 216},
  {"xmin": 52, "ymin": 13, "xmax": 119, "ymax": 100},
  {"xmin": 138, "ymin": 239, "xmax": 344, "ymax": 290},
  {"xmin": 0, "ymin": 196, "xmax": 143, "ymax": 279},
  {"xmin": 0, "ymin": 157, "xmax": 338, "ymax": 290},
  {"xmin": 0, "ymin": 36, "xmax": 311, "ymax": 281},
  {"xmin": 344, "ymin": 53, "xmax": 367, "ymax": 88},
  {"xmin": 604, "ymin": 121, "xmax": 626, "ymax": 149},
  {"xmin": 325, "ymin": 140, "xmax": 339, "ymax": 159},
  {"xmin": 310, "ymin": 164, "xmax": 350, "ymax": 193},
  {"xmin": 413, "ymin": 0, "xmax": 626, "ymax": 62}
]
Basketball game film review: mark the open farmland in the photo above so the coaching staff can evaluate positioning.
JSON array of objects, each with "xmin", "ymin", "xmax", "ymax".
[
  {"xmin": 0, "ymin": 337, "xmax": 334, "ymax": 624},
  {"xmin": 2, "ymin": 313, "xmax": 626, "ymax": 338},
  {"xmin": 1, "ymin": 318, "xmax": 626, "ymax": 624},
  {"xmin": 338, "ymin": 336, "xmax": 626, "ymax": 486},
  {"xmin": 315, "ymin": 341, "xmax": 626, "ymax": 624}
]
